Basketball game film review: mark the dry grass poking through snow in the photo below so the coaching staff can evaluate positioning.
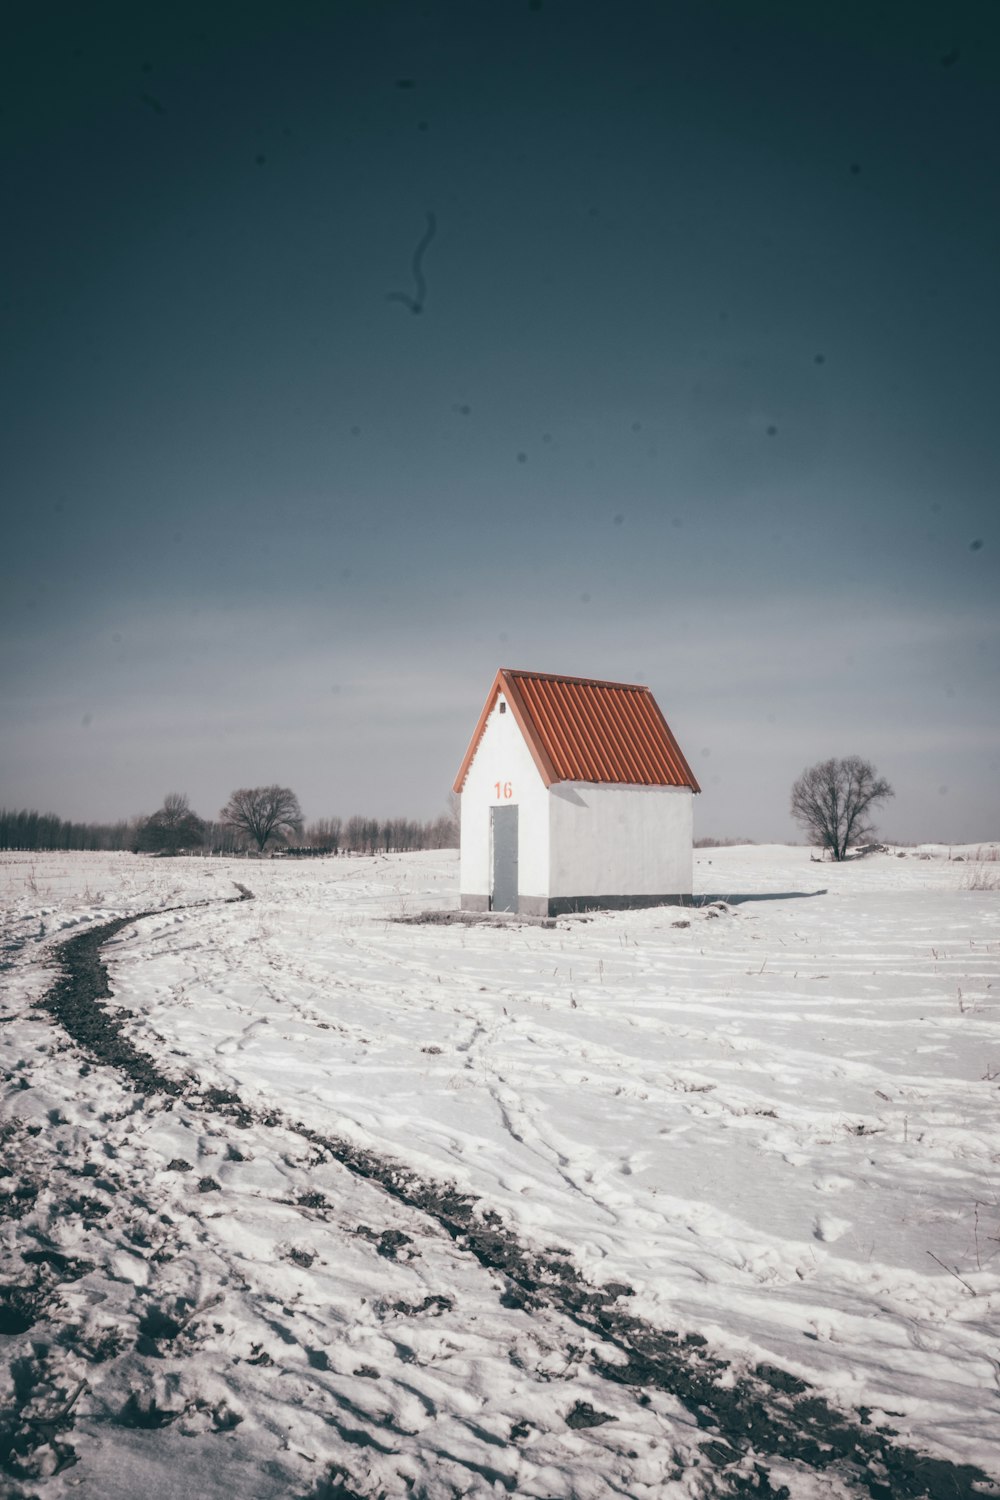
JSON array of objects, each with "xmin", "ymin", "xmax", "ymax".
[
  {"xmin": 960, "ymin": 846, "xmax": 1000, "ymax": 892},
  {"xmin": 0, "ymin": 845, "xmax": 998, "ymax": 1499}
]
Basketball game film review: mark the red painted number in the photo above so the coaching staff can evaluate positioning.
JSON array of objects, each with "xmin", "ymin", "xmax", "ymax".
[{"xmin": 493, "ymin": 781, "xmax": 513, "ymax": 800}]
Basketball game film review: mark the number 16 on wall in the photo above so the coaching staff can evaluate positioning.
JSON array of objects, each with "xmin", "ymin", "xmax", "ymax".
[{"xmin": 493, "ymin": 781, "xmax": 513, "ymax": 800}]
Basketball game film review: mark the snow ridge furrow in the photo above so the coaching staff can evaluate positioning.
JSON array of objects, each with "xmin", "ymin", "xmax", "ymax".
[{"xmin": 27, "ymin": 900, "xmax": 997, "ymax": 1500}]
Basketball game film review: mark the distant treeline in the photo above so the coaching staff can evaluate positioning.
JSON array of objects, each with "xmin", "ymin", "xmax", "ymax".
[
  {"xmin": 0, "ymin": 808, "xmax": 133, "ymax": 851},
  {"xmin": 0, "ymin": 807, "xmax": 459, "ymax": 855},
  {"xmin": 693, "ymin": 836, "xmax": 757, "ymax": 848},
  {"xmin": 300, "ymin": 814, "xmax": 458, "ymax": 855}
]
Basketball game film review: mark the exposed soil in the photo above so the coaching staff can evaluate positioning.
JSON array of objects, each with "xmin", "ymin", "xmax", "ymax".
[
  {"xmin": 27, "ymin": 902, "xmax": 1000, "ymax": 1500},
  {"xmin": 43, "ymin": 912, "xmax": 184, "ymax": 1095},
  {"xmin": 393, "ymin": 909, "xmax": 556, "ymax": 929}
]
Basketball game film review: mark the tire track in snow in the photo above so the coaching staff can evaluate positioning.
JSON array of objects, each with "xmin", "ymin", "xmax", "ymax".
[{"xmin": 37, "ymin": 903, "xmax": 999, "ymax": 1500}]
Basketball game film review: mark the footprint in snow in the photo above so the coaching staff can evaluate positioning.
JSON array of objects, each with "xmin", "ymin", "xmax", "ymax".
[
  {"xmin": 813, "ymin": 1215, "xmax": 852, "ymax": 1243},
  {"xmin": 812, "ymin": 1175, "xmax": 854, "ymax": 1194}
]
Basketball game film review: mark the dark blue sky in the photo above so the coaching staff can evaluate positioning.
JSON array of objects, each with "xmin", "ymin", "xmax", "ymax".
[{"xmin": 3, "ymin": 1, "xmax": 998, "ymax": 839}]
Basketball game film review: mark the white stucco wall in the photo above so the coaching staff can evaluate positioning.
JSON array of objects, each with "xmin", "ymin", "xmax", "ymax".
[
  {"xmin": 548, "ymin": 783, "xmax": 693, "ymax": 898},
  {"xmin": 459, "ymin": 694, "xmax": 549, "ymax": 903}
]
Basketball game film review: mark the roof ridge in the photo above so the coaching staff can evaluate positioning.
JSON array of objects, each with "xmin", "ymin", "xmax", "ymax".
[
  {"xmin": 454, "ymin": 668, "xmax": 699, "ymax": 794},
  {"xmin": 502, "ymin": 668, "xmax": 650, "ymax": 692}
]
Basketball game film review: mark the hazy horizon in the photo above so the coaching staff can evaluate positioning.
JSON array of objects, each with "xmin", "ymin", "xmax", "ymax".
[{"xmin": 3, "ymin": 1, "xmax": 997, "ymax": 843}]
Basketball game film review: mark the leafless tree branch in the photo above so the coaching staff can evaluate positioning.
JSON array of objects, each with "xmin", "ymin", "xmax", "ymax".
[
  {"xmin": 220, "ymin": 785, "xmax": 303, "ymax": 853},
  {"xmin": 790, "ymin": 756, "xmax": 893, "ymax": 861}
]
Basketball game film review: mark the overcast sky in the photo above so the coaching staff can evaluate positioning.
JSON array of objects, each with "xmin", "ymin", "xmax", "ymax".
[{"xmin": 3, "ymin": 0, "xmax": 998, "ymax": 841}]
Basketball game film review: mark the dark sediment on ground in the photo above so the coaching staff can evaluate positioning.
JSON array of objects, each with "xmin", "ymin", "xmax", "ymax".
[
  {"xmin": 393, "ymin": 909, "xmax": 556, "ymax": 928},
  {"xmin": 43, "ymin": 912, "xmax": 184, "ymax": 1096},
  {"xmin": 32, "ymin": 904, "xmax": 999, "ymax": 1500}
]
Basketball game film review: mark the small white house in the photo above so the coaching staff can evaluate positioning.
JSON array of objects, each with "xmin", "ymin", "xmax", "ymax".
[{"xmin": 453, "ymin": 668, "xmax": 700, "ymax": 917}]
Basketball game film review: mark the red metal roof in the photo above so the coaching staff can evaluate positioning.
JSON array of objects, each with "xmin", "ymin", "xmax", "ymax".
[{"xmin": 453, "ymin": 669, "xmax": 701, "ymax": 793}]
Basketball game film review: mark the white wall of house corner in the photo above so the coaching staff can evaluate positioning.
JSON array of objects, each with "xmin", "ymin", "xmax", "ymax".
[
  {"xmin": 548, "ymin": 783, "xmax": 693, "ymax": 897},
  {"xmin": 458, "ymin": 695, "xmax": 550, "ymax": 901}
]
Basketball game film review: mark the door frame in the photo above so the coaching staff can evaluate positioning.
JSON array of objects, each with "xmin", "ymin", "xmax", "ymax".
[{"xmin": 490, "ymin": 804, "xmax": 519, "ymax": 913}]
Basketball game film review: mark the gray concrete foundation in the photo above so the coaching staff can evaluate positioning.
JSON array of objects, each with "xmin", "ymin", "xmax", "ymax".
[
  {"xmin": 544, "ymin": 893, "xmax": 692, "ymax": 916},
  {"xmin": 461, "ymin": 893, "xmax": 692, "ymax": 917}
]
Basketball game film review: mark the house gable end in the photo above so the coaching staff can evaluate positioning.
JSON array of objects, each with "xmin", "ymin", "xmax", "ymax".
[
  {"xmin": 453, "ymin": 670, "xmax": 558, "ymax": 792},
  {"xmin": 454, "ymin": 668, "xmax": 700, "ymax": 793}
]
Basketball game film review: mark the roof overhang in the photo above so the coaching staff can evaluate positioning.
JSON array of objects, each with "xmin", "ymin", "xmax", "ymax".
[
  {"xmin": 453, "ymin": 668, "xmax": 701, "ymax": 795},
  {"xmin": 453, "ymin": 668, "xmax": 559, "ymax": 792}
]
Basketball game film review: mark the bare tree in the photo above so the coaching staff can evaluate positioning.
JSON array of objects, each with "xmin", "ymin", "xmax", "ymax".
[
  {"xmin": 425, "ymin": 792, "xmax": 460, "ymax": 849},
  {"xmin": 203, "ymin": 819, "xmax": 245, "ymax": 855},
  {"xmin": 790, "ymin": 757, "xmax": 893, "ymax": 861},
  {"xmin": 343, "ymin": 814, "xmax": 381, "ymax": 853},
  {"xmin": 220, "ymin": 785, "xmax": 303, "ymax": 852},
  {"xmin": 133, "ymin": 793, "xmax": 206, "ymax": 855},
  {"xmin": 305, "ymin": 816, "xmax": 342, "ymax": 853}
]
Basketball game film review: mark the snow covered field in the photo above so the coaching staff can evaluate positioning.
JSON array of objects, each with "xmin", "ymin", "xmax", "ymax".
[{"xmin": 1, "ymin": 844, "xmax": 998, "ymax": 1498}]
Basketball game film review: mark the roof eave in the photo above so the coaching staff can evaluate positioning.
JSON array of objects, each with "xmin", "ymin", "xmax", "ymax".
[
  {"xmin": 498, "ymin": 670, "xmax": 560, "ymax": 788},
  {"xmin": 452, "ymin": 668, "xmax": 560, "ymax": 793},
  {"xmin": 453, "ymin": 667, "xmax": 701, "ymax": 794},
  {"xmin": 452, "ymin": 668, "xmax": 505, "ymax": 793}
]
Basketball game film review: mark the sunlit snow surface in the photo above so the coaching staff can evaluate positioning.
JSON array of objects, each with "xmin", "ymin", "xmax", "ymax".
[{"xmin": 1, "ymin": 844, "xmax": 997, "ymax": 1498}]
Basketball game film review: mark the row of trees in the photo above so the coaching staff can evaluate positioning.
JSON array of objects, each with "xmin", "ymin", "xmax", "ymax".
[
  {"xmin": 1, "ymin": 760, "xmax": 893, "ymax": 863},
  {"xmin": 307, "ymin": 813, "xmax": 459, "ymax": 855},
  {"xmin": 0, "ymin": 808, "xmax": 134, "ymax": 852},
  {"xmin": 136, "ymin": 787, "xmax": 459, "ymax": 855},
  {"xmin": 0, "ymin": 789, "xmax": 460, "ymax": 856}
]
